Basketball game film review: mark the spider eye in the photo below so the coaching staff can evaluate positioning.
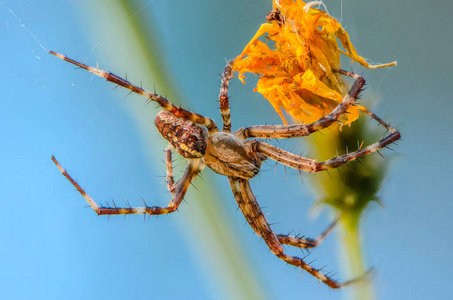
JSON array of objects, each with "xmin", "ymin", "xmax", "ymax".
[{"xmin": 155, "ymin": 110, "xmax": 208, "ymax": 159}]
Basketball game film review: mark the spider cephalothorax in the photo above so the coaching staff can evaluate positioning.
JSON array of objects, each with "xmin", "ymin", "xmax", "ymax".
[
  {"xmin": 51, "ymin": 50, "xmax": 400, "ymax": 289},
  {"xmin": 204, "ymin": 132, "xmax": 266, "ymax": 179}
]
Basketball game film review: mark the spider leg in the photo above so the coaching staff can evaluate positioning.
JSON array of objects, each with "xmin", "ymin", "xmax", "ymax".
[
  {"xmin": 49, "ymin": 51, "xmax": 219, "ymax": 134},
  {"xmin": 51, "ymin": 155, "xmax": 204, "ymax": 215},
  {"xmin": 219, "ymin": 61, "xmax": 234, "ymax": 133},
  {"xmin": 360, "ymin": 107, "xmax": 398, "ymax": 134},
  {"xmin": 164, "ymin": 145, "xmax": 176, "ymax": 192},
  {"xmin": 252, "ymin": 126, "xmax": 400, "ymax": 172},
  {"xmin": 228, "ymin": 177, "xmax": 283, "ymax": 253},
  {"xmin": 277, "ymin": 219, "xmax": 337, "ymax": 249},
  {"xmin": 228, "ymin": 177, "xmax": 347, "ymax": 288},
  {"xmin": 234, "ymin": 70, "xmax": 365, "ymax": 140}
]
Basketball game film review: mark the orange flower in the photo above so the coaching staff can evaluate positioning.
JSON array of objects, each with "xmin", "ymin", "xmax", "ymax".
[{"xmin": 232, "ymin": 0, "xmax": 396, "ymax": 125}]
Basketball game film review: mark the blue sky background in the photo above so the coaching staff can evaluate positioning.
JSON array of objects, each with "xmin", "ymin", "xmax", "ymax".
[{"xmin": 1, "ymin": 0, "xmax": 452, "ymax": 299}]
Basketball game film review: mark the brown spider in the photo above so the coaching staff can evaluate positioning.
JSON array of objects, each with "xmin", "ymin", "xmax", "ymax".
[{"xmin": 50, "ymin": 50, "xmax": 400, "ymax": 289}]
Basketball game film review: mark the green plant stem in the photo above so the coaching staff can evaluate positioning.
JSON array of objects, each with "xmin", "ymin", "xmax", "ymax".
[
  {"xmin": 308, "ymin": 116, "xmax": 385, "ymax": 300},
  {"xmin": 339, "ymin": 212, "xmax": 375, "ymax": 300}
]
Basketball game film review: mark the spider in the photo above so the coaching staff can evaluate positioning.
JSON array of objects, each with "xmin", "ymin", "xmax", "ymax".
[{"xmin": 50, "ymin": 50, "xmax": 400, "ymax": 289}]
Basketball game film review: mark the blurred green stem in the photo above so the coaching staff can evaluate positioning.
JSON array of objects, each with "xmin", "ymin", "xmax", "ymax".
[
  {"xmin": 309, "ymin": 115, "xmax": 387, "ymax": 300},
  {"xmin": 339, "ymin": 211, "xmax": 374, "ymax": 300}
]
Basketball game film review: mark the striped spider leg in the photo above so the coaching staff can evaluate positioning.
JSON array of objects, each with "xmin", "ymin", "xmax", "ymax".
[
  {"xmin": 51, "ymin": 144, "xmax": 204, "ymax": 216},
  {"xmin": 51, "ymin": 51, "xmax": 399, "ymax": 289}
]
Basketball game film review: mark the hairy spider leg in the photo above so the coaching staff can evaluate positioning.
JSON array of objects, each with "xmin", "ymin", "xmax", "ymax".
[
  {"xmin": 51, "ymin": 155, "xmax": 205, "ymax": 215},
  {"xmin": 252, "ymin": 129, "xmax": 400, "ymax": 172},
  {"xmin": 219, "ymin": 61, "xmax": 234, "ymax": 133},
  {"xmin": 165, "ymin": 145, "xmax": 175, "ymax": 192},
  {"xmin": 360, "ymin": 107, "xmax": 398, "ymax": 134},
  {"xmin": 233, "ymin": 70, "xmax": 367, "ymax": 140},
  {"xmin": 228, "ymin": 177, "xmax": 283, "ymax": 253},
  {"xmin": 49, "ymin": 51, "xmax": 219, "ymax": 134},
  {"xmin": 228, "ymin": 177, "xmax": 347, "ymax": 289},
  {"xmin": 276, "ymin": 219, "xmax": 338, "ymax": 249}
]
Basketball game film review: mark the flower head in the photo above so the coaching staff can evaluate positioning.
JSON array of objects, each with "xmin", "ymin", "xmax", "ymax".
[{"xmin": 232, "ymin": 0, "xmax": 396, "ymax": 125}]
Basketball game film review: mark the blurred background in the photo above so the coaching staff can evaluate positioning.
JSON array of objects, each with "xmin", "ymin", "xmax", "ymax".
[{"xmin": 0, "ymin": 0, "xmax": 451, "ymax": 299}]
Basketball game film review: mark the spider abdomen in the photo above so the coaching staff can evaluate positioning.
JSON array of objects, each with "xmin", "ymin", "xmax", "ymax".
[
  {"xmin": 155, "ymin": 110, "xmax": 208, "ymax": 159},
  {"xmin": 203, "ymin": 132, "xmax": 266, "ymax": 179}
]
